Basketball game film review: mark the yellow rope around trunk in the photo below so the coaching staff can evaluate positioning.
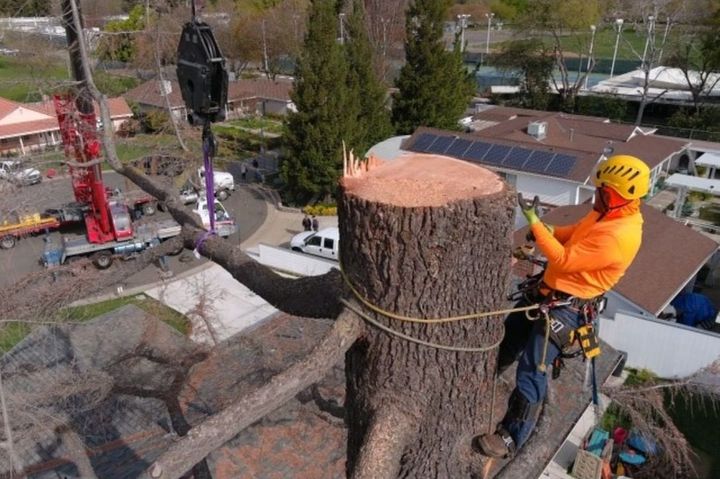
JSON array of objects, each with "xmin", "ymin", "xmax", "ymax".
[{"xmin": 338, "ymin": 261, "xmax": 540, "ymax": 324}]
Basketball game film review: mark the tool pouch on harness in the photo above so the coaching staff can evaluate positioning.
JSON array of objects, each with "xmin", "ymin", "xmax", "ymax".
[{"xmin": 573, "ymin": 324, "xmax": 601, "ymax": 359}]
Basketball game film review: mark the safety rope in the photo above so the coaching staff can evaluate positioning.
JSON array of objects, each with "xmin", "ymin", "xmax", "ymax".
[
  {"xmin": 341, "ymin": 299, "xmax": 505, "ymax": 353},
  {"xmin": 537, "ymin": 309, "xmax": 552, "ymax": 373},
  {"xmin": 338, "ymin": 261, "xmax": 540, "ymax": 324}
]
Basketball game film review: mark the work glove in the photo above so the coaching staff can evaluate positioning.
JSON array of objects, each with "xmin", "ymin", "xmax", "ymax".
[
  {"xmin": 518, "ymin": 193, "xmax": 541, "ymax": 225},
  {"xmin": 518, "ymin": 193, "xmax": 553, "ymax": 241}
]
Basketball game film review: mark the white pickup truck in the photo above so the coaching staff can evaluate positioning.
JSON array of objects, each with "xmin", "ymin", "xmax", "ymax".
[{"xmin": 290, "ymin": 227, "xmax": 339, "ymax": 261}]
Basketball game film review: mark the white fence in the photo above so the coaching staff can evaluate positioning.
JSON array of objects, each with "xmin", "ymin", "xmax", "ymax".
[{"xmin": 600, "ymin": 311, "xmax": 720, "ymax": 378}]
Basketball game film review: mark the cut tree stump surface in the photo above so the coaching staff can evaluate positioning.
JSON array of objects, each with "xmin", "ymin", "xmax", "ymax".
[{"xmin": 342, "ymin": 153, "xmax": 505, "ymax": 207}]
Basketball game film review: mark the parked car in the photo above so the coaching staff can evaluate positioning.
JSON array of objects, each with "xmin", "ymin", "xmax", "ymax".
[
  {"xmin": 0, "ymin": 160, "xmax": 42, "ymax": 186},
  {"xmin": 290, "ymin": 227, "xmax": 339, "ymax": 261}
]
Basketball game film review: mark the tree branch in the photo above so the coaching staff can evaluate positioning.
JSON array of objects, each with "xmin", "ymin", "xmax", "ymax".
[
  {"xmin": 139, "ymin": 309, "xmax": 364, "ymax": 479},
  {"xmin": 181, "ymin": 228, "xmax": 345, "ymax": 318},
  {"xmin": 351, "ymin": 403, "xmax": 419, "ymax": 479},
  {"xmin": 58, "ymin": 426, "xmax": 99, "ymax": 479}
]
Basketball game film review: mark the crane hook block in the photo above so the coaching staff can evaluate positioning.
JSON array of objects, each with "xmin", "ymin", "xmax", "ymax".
[{"xmin": 176, "ymin": 18, "xmax": 228, "ymax": 124}]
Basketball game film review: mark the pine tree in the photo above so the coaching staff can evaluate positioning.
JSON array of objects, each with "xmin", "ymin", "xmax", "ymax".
[
  {"xmin": 345, "ymin": 0, "xmax": 393, "ymax": 154},
  {"xmin": 281, "ymin": 0, "xmax": 360, "ymax": 203},
  {"xmin": 391, "ymin": 0, "xmax": 475, "ymax": 134}
]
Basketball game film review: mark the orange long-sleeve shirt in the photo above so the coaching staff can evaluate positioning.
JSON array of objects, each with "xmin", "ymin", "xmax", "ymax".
[{"xmin": 530, "ymin": 202, "xmax": 643, "ymax": 299}]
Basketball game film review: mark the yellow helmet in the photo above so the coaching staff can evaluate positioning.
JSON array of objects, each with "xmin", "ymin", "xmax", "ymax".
[{"xmin": 593, "ymin": 155, "xmax": 650, "ymax": 200}]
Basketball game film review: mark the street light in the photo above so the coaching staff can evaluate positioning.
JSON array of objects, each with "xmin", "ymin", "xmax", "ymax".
[
  {"xmin": 457, "ymin": 14, "xmax": 470, "ymax": 52},
  {"xmin": 584, "ymin": 24, "xmax": 597, "ymax": 90},
  {"xmin": 610, "ymin": 18, "xmax": 624, "ymax": 78},
  {"xmin": 641, "ymin": 15, "xmax": 656, "ymax": 70},
  {"xmin": 485, "ymin": 12, "xmax": 494, "ymax": 55}
]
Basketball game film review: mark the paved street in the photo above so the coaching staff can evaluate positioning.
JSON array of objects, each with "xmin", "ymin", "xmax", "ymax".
[{"xmin": 0, "ymin": 172, "xmax": 268, "ymax": 289}]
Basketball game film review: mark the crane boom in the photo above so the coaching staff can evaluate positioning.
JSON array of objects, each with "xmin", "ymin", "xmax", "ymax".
[{"xmin": 53, "ymin": 94, "xmax": 114, "ymax": 243}]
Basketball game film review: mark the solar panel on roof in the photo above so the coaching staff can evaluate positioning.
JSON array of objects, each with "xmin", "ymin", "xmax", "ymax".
[
  {"xmin": 411, "ymin": 133, "xmax": 436, "ymax": 152},
  {"xmin": 426, "ymin": 136, "xmax": 454, "ymax": 154},
  {"xmin": 463, "ymin": 141, "xmax": 492, "ymax": 162},
  {"xmin": 524, "ymin": 150, "xmax": 555, "ymax": 174},
  {"xmin": 545, "ymin": 154, "xmax": 576, "ymax": 177},
  {"xmin": 446, "ymin": 138, "xmax": 473, "ymax": 157},
  {"xmin": 484, "ymin": 144, "xmax": 511, "ymax": 164},
  {"xmin": 502, "ymin": 147, "xmax": 533, "ymax": 170}
]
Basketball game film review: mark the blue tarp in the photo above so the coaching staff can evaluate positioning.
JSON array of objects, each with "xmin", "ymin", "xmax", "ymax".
[{"xmin": 671, "ymin": 292, "xmax": 717, "ymax": 328}]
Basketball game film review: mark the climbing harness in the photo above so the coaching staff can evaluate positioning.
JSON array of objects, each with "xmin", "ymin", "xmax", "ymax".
[{"xmin": 176, "ymin": 0, "xmax": 228, "ymax": 254}]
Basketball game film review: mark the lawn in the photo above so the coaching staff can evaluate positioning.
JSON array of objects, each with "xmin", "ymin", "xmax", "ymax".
[
  {"xmin": 496, "ymin": 26, "xmax": 679, "ymax": 62},
  {"xmin": 227, "ymin": 117, "xmax": 284, "ymax": 135},
  {"xmin": 0, "ymin": 294, "xmax": 190, "ymax": 353},
  {"xmin": 0, "ymin": 55, "xmax": 69, "ymax": 102},
  {"xmin": 0, "ymin": 56, "xmax": 140, "ymax": 102},
  {"xmin": 24, "ymin": 133, "xmax": 186, "ymax": 173}
]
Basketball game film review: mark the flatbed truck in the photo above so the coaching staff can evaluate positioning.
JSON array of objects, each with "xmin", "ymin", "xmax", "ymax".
[{"xmin": 0, "ymin": 212, "xmax": 61, "ymax": 249}]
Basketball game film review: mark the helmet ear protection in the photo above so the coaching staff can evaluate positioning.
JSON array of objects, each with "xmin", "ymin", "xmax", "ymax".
[{"xmin": 594, "ymin": 155, "xmax": 650, "ymax": 200}]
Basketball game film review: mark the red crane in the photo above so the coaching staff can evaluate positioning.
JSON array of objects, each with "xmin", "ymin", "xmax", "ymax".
[{"xmin": 53, "ymin": 94, "xmax": 132, "ymax": 243}]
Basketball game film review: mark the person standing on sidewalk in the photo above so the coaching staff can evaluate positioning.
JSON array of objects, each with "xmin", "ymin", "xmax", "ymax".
[
  {"xmin": 302, "ymin": 215, "xmax": 311, "ymax": 231},
  {"xmin": 311, "ymin": 215, "xmax": 319, "ymax": 232}
]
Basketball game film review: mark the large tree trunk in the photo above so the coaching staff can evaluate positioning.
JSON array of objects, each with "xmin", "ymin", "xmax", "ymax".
[{"xmin": 340, "ymin": 153, "xmax": 515, "ymax": 477}]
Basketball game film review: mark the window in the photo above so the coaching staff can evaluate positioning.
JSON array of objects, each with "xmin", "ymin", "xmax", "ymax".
[
  {"xmin": 307, "ymin": 236, "xmax": 321, "ymax": 246},
  {"xmin": 324, "ymin": 238, "xmax": 334, "ymax": 249}
]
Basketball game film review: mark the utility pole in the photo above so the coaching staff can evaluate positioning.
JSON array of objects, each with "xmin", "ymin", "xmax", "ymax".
[
  {"xmin": 338, "ymin": 12, "xmax": 346, "ymax": 45},
  {"xmin": 457, "ymin": 14, "xmax": 470, "ymax": 52},
  {"xmin": 610, "ymin": 18, "xmax": 624, "ymax": 78},
  {"xmin": 584, "ymin": 25, "xmax": 596, "ymax": 90},
  {"xmin": 261, "ymin": 18, "xmax": 269, "ymax": 76},
  {"xmin": 484, "ymin": 12, "xmax": 494, "ymax": 56}
]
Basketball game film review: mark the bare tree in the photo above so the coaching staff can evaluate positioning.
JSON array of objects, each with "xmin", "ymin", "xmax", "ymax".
[
  {"xmin": 618, "ymin": 0, "xmax": 688, "ymax": 125},
  {"xmin": 665, "ymin": 9, "xmax": 720, "ymax": 115},
  {"xmin": 363, "ymin": 0, "xmax": 408, "ymax": 84}
]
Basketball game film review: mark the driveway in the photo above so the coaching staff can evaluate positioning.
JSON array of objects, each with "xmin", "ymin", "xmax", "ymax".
[{"xmin": 0, "ymin": 172, "xmax": 268, "ymax": 290}]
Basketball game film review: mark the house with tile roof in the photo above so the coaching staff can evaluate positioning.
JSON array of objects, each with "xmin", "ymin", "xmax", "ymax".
[
  {"xmin": 0, "ymin": 96, "xmax": 132, "ymax": 155},
  {"xmin": 401, "ymin": 108, "xmax": 688, "ymax": 223},
  {"xmin": 125, "ymin": 77, "xmax": 294, "ymax": 122}
]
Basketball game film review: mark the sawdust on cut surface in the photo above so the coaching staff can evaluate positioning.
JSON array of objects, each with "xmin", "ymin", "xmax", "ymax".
[{"xmin": 342, "ymin": 153, "xmax": 505, "ymax": 207}]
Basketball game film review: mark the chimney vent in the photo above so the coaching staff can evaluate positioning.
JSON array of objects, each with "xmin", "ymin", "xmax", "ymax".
[{"xmin": 528, "ymin": 121, "xmax": 547, "ymax": 140}]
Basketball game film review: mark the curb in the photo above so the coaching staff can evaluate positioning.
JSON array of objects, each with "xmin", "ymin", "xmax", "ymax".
[{"xmin": 69, "ymin": 259, "xmax": 216, "ymax": 307}]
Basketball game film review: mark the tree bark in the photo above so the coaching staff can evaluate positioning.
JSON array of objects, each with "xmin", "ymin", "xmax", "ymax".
[
  {"xmin": 340, "ymin": 154, "xmax": 515, "ymax": 477},
  {"xmin": 140, "ymin": 310, "xmax": 364, "ymax": 479},
  {"xmin": 352, "ymin": 403, "xmax": 418, "ymax": 479}
]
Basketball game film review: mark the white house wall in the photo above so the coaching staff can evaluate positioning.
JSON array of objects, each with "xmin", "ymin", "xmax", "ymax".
[{"xmin": 599, "ymin": 311, "xmax": 720, "ymax": 378}]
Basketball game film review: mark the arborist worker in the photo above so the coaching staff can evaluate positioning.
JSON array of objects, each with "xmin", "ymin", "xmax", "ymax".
[{"xmin": 473, "ymin": 155, "xmax": 650, "ymax": 459}]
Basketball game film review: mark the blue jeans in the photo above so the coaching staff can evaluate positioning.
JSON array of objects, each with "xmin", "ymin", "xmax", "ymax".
[{"xmin": 500, "ymin": 304, "xmax": 583, "ymax": 448}]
